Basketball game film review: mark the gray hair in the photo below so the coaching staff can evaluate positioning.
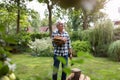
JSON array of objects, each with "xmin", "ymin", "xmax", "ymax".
[{"xmin": 56, "ymin": 22, "xmax": 64, "ymax": 27}]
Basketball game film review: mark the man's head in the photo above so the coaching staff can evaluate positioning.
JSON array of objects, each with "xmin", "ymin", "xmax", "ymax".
[{"xmin": 56, "ymin": 22, "xmax": 64, "ymax": 32}]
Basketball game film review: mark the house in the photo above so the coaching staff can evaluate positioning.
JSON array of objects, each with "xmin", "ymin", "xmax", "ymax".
[
  {"xmin": 39, "ymin": 26, "xmax": 48, "ymax": 32},
  {"xmin": 113, "ymin": 20, "xmax": 120, "ymax": 28},
  {"xmin": 26, "ymin": 25, "xmax": 57, "ymax": 33},
  {"xmin": 39, "ymin": 25, "xmax": 57, "ymax": 33}
]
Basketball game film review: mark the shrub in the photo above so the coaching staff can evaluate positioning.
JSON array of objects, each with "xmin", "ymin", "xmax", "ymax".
[
  {"xmin": 28, "ymin": 37, "xmax": 53, "ymax": 57},
  {"xmin": 0, "ymin": 22, "xmax": 17, "ymax": 80},
  {"xmin": 113, "ymin": 27, "xmax": 120, "ymax": 41},
  {"xmin": 72, "ymin": 40, "xmax": 91, "ymax": 56},
  {"xmin": 0, "ymin": 54, "xmax": 17, "ymax": 80},
  {"xmin": 80, "ymin": 29, "xmax": 92, "ymax": 41},
  {"xmin": 9, "ymin": 32, "xmax": 31, "ymax": 53},
  {"xmin": 108, "ymin": 40, "xmax": 120, "ymax": 61},
  {"xmin": 30, "ymin": 32, "xmax": 49, "ymax": 41},
  {"xmin": 69, "ymin": 31, "xmax": 81, "ymax": 41},
  {"xmin": 88, "ymin": 19, "xmax": 113, "ymax": 57}
]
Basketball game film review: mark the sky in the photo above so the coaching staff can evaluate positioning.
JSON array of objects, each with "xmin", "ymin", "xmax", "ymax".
[
  {"xmin": 27, "ymin": 0, "xmax": 47, "ymax": 19},
  {"xmin": 104, "ymin": 0, "xmax": 120, "ymax": 21},
  {"xmin": 27, "ymin": 0, "xmax": 120, "ymax": 21}
]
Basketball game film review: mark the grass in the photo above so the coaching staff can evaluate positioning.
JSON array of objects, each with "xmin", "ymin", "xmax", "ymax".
[{"xmin": 11, "ymin": 53, "xmax": 120, "ymax": 80}]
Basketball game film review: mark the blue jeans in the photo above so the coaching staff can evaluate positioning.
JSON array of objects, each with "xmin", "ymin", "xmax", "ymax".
[{"xmin": 52, "ymin": 55, "xmax": 68, "ymax": 80}]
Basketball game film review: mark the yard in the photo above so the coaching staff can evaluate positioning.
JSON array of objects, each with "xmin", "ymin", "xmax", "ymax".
[{"xmin": 11, "ymin": 53, "xmax": 120, "ymax": 80}]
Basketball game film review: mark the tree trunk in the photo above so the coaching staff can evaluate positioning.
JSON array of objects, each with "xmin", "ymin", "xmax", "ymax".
[
  {"xmin": 47, "ymin": 4, "xmax": 52, "ymax": 37},
  {"xmin": 16, "ymin": 0, "xmax": 20, "ymax": 34},
  {"xmin": 82, "ymin": 10, "xmax": 88, "ymax": 30}
]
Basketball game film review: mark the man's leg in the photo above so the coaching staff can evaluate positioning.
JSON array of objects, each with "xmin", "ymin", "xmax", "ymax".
[
  {"xmin": 61, "ymin": 55, "xmax": 68, "ymax": 80},
  {"xmin": 52, "ymin": 55, "xmax": 60, "ymax": 80}
]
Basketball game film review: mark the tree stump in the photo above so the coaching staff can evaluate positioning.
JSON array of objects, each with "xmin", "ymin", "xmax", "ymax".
[
  {"xmin": 67, "ymin": 68, "xmax": 90, "ymax": 80},
  {"xmin": 67, "ymin": 68, "xmax": 81, "ymax": 80}
]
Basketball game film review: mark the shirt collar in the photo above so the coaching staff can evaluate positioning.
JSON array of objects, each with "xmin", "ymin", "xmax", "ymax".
[{"xmin": 57, "ymin": 30, "xmax": 66, "ymax": 34}]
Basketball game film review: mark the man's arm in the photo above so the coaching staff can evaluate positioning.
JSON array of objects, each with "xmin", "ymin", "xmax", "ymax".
[
  {"xmin": 52, "ymin": 32, "xmax": 56, "ymax": 47},
  {"xmin": 67, "ymin": 33, "xmax": 72, "ymax": 59},
  {"xmin": 68, "ymin": 48, "xmax": 72, "ymax": 54},
  {"xmin": 68, "ymin": 48, "xmax": 72, "ymax": 59}
]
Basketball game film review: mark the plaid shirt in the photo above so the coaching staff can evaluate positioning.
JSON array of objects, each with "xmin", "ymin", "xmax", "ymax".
[{"xmin": 52, "ymin": 30, "xmax": 72, "ymax": 56}]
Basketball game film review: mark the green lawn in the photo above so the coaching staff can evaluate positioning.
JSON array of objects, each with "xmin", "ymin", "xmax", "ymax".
[{"xmin": 11, "ymin": 54, "xmax": 120, "ymax": 80}]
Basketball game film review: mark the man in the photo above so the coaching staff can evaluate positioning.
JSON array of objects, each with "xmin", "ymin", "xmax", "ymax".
[{"xmin": 52, "ymin": 22, "xmax": 72, "ymax": 80}]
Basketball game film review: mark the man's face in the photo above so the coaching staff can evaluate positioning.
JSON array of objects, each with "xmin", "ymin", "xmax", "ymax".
[{"xmin": 57, "ymin": 23, "xmax": 64, "ymax": 31}]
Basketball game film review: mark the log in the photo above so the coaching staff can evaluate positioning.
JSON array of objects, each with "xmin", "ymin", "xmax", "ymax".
[
  {"xmin": 66, "ymin": 68, "xmax": 90, "ymax": 80},
  {"xmin": 67, "ymin": 68, "xmax": 81, "ymax": 80}
]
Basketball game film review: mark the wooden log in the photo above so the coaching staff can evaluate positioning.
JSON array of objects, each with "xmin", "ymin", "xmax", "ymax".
[
  {"xmin": 66, "ymin": 68, "xmax": 81, "ymax": 80},
  {"xmin": 66, "ymin": 68, "xmax": 90, "ymax": 80},
  {"xmin": 71, "ymin": 68, "xmax": 81, "ymax": 80}
]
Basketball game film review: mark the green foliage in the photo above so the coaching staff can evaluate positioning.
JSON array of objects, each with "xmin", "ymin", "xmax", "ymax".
[
  {"xmin": 71, "ymin": 51, "xmax": 93, "ymax": 66},
  {"xmin": 28, "ymin": 37, "xmax": 53, "ymax": 57},
  {"xmin": 77, "ymin": 51, "xmax": 93, "ymax": 59},
  {"xmin": 0, "ymin": 48, "xmax": 16, "ymax": 79},
  {"xmin": 69, "ymin": 31, "xmax": 81, "ymax": 41},
  {"xmin": 0, "ymin": 23, "xmax": 13, "ymax": 55},
  {"xmin": 108, "ymin": 40, "xmax": 120, "ymax": 61},
  {"xmin": 39, "ymin": 18, "xmax": 48, "ymax": 26},
  {"xmin": 29, "ymin": 11, "xmax": 41, "ymax": 31},
  {"xmin": 12, "ymin": 54, "xmax": 120, "ymax": 80},
  {"xmin": 13, "ymin": 32, "xmax": 50, "ymax": 51},
  {"xmin": 72, "ymin": 40, "xmax": 91, "ymax": 56},
  {"xmin": 30, "ymin": 32, "xmax": 49, "ymax": 41},
  {"xmin": 7, "ymin": 32, "xmax": 31, "ymax": 53},
  {"xmin": 0, "ymin": 0, "xmax": 39, "ymax": 34},
  {"xmin": 89, "ymin": 19, "xmax": 113, "ymax": 57},
  {"xmin": 80, "ymin": 29, "xmax": 92, "ymax": 41},
  {"xmin": 57, "ymin": 57, "xmax": 66, "ymax": 64},
  {"xmin": 0, "ymin": 65, "xmax": 9, "ymax": 77},
  {"xmin": 69, "ymin": 10, "xmax": 82, "ymax": 31},
  {"xmin": 113, "ymin": 27, "xmax": 120, "ymax": 41},
  {"xmin": 0, "ymin": 55, "xmax": 17, "ymax": 80}
]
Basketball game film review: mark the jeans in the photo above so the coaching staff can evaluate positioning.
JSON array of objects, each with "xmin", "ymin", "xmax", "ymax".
[{"xmin": 52, "ymin": 55, "xmax": 68, "ymax": 80}]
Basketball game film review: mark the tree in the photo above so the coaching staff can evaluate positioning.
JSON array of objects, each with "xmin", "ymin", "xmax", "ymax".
[
  {"xmin": 37, "ymin": 0, "xmax": 108, "ymax": 37},
  {"xmin": 67, "ymin": 0, "xmax": 108, "ymax": 30},
  {"xmin": 37, "ymin": 0, "xmax": 81, "ymax": 36},
  {"xmin": 29, "ymin": 10, "xmax": 41, "ymax": 32},
  {"xmin": 38, "ymin": 0, "xmax": 56, "ymax": 37},
  {"xmin": 0, "ymin": 0, "xmax": 34, "ymax": 34},
  {"xmin": 81, "ymin": 0, "xmax": 110, "ymax": 30},
  {"xmin": 1, "ymin": 0, "xmax": 33, "ymax": 33}
]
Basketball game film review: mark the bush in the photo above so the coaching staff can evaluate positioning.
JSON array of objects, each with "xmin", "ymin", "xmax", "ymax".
[
  {"xmin": 9, "ymin": 32, "xmax": 31, "ymax": 53},
  {"xmin": 0, "ymin": 54, "xmax": 17, "ymax": 80},
  {"xmin": 113, "ymin": 27, "xmax": 120, "ymax": 41},
  {"xmin": 9, "ymin": 32, "xmax": 50, "ymax": 53},
  {"xmin": 88, "ymin": 20, "xmax": 113, "ymax": 57},
  {"xmin": 30, "ymin": 32, "xmax": 49, "ymax": 41},
  {"xmin": 0, "ymin": 23, "xmax": 17, "ymax": 80},
  {"xmin": 108, "ymin": 40, "xmax": 120, "ymax": 61},
  {"xmin": 80, "ymin": 29, "xmax": 92, "ymax": 41},
  {"xmin": 69, "ymin": 31, "xmax": 81, "ymax": 41},
  {"xmin": 28, "ymin": 37, "xmax": 53, "ymax": 57},
  {"xmin": 72, "ymin": 40, "xmax": 91, "ymax": 56}
]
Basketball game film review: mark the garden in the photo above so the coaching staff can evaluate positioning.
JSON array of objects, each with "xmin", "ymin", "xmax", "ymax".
[{"xmin": 0, "ymin": 0, "xmax": 120, "ymax": 80}]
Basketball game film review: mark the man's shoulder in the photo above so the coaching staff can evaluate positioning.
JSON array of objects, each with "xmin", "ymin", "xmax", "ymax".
[
  {"xmin": 64, "ymin": 31, "xmax": 68, "ymax": 34},
  {"xmin": 63, "ymin": 31, "xmax": 69, "ymax": 35},
  {"xmin": 52, "ymin": 30, "xmax": 58, "ymax": 34}
]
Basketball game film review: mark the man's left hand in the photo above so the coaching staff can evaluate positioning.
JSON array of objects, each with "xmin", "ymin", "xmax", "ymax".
[{"xmin": 69, "ymin": 54, "xmax": 72, "ymax": 60}]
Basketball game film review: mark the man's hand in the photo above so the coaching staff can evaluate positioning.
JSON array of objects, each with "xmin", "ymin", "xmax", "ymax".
[
  {"xmin": 69, "ymin": 54, "xmax": 74, "ymax": 66},
  {"xmin": 69, "ymin": 53, "xmax": 72, "ymax": 60}
]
